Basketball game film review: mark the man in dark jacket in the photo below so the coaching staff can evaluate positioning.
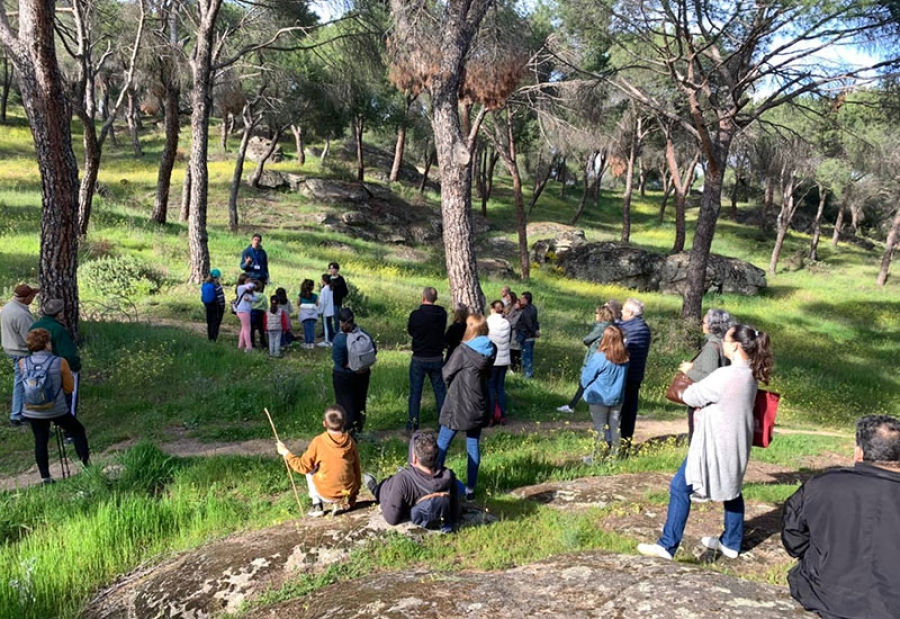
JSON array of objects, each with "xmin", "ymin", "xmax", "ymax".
[
  {"xmin": 365, "ymin": 432, "xmax": 461, "ymax": 532},
  {"xmin": 406, "ymin": 287, "xmax": 448, "ymax": 432},
  {"xmin": 240, "ymin": 233, "xmax": 269, "ymax": 284},
  {"xmin": 618, "ymin": 297, "xmax": 651, "ymax": 451},
  {"xmin": 30, "ymin": 298, "xmax": 81, "ymax": 417},
  {"xmin": 328, "ymin": 261, "xmax": 349, "ymax": 338},
  {"xmin": 781, "ymin": 415, "xmax": 900, "ymax": 619},
  {"xmin": 515, "ymin": 292, "xmax": 540, "ymax": 379}
]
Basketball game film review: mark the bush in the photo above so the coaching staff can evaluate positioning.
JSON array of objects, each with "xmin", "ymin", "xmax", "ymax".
[
  {"xmin": 343, "ymin": 281, "xmax": 371, "ymax": 317},
  {"xmin": 80, "ymin": 255, "xmax": 163, "ymax": 298}
]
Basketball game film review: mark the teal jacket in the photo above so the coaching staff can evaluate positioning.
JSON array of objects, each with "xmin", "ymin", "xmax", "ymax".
[{"xmin": 30, "ymin": 315, "xmax": 81, "ymax": 372}]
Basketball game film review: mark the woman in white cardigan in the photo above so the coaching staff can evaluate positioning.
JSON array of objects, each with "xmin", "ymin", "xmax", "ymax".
[
  {"xmin": 487, "ymin": 300, "xmax": 511, "ymax": 424},
  {"xmin": 638, "ymin": 324, "xmax": 774, "ymax": 560}
]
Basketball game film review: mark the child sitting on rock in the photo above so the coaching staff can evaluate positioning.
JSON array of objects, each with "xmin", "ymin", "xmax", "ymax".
[{"xmin": 276, "ymin": 405, "xmax": 361, "ymax": 517}]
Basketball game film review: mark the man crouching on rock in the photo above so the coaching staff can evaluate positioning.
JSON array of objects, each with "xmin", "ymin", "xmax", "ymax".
[{"xmin": 365, "ymin": 432, "xmax": 462, "ymax": 533}]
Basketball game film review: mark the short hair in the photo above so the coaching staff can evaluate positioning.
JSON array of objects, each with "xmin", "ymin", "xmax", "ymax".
[
  {"xmin": 338, "ymin": 307, "xmax": 355, "ymax": 324},
  {"xmin": 603, "ymin": 299, "xmax": 623, "ymax": 320},
  {"xmin": 599, "ymin": 325, "xmax": 629, "ymax": 364},
  {"xmin": 595, "ymin": 305, "xmax": 616, "ymax": 323},
  {"xmin": 704, "ymin": 308, "xmax": 735, "ymax": 338},
  {"xmin": 324, "ymin": 405, "xmax": 346, "ymax": 431},
  {"xmin": 521, "ymin": 291, "xmax": 533, "ymax": 304},
  {"xmin": 328, "ymin": 261, "xmax": 340, "ymax": 270},
  {"xmin": 412, "ymin": 432, "xmax": 439, "ymax": 469},
  {"xmin": 422, "ymin": 287, "xmax": 438, "ymax": 303},
  {"xmin": 490, "ymin": 300, "xmax": 504, "ymax": 312},
  {"xmin": 624, "ymin": 298, "xmax": 644, "ymax": 316},
  {"xmin": 857, "ymin": 415, "xmax": 900, "ymax": 463},
  {"xmin": 463, "ymin": 313, "xmax": 489, "ymax": 340},
  {"xmin": 252, "ymin": 233, "xmax": 262, "ymax": 241},
  {"xmin": 26, "ymin": 328, "xmax": 51, "ymax": 352}
]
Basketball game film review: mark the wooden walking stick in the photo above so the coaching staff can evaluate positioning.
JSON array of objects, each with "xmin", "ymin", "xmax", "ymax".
[{"xmin": 265, "ymin": 408, "xmax": 304, "ymax": 515}]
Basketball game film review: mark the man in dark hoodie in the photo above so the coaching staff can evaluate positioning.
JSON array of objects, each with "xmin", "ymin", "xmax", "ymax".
[
  {"xmin": 618, "ymin": 297, "xmax": 651, "ymax": 452},
  {"xmin": 406, "ymin": 287, "xmax": 448, "ymax": 432},
  {"xmin": 365, "ymin": 432, "xmax": 461, "ymax": 532}
]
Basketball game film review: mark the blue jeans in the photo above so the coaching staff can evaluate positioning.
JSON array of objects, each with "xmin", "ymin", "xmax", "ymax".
[
  {"xmin": 408, "ymin": 358, "xmax": 446, "ymax": 426},
  {"xmin": 7, "ymin": 355, "xmax": 25, "ymax": 420},
  {"xmin": 302, "ymin": 319, "xmax": 316, "ymax": 344},
  {"xmin": 658, "ymin": 459, "xmax": 745, "ymax": 555},
  {"xmin": 437, "ymin": 425, "xmax": 482, "ymax": 492},
  {"xmin": 520, "ymin": 338, "xmax": 535, "ymax": 378},
  {"xmin": 322, "ymin": 315, "xmax": 335, "ymax": 343},
  {"xmin": 488, "ymin": 366, "xmax": 508, "ymax": 417}
]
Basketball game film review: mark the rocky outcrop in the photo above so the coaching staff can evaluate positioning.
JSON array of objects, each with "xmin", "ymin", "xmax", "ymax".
[
  {"xmin": 246, "ymin": 136, "xmax": 283, "ymax": 164},
  {"xmin": 531, "ymin": 232, "xmax": 767, "ymax": 296},
  {"xmin": 244, "ymin": 552, "xmax": 811, "ymax": 618},
  {"xmin": 254, "ymin": 170, "xmax": 306, "ymax": 191}
]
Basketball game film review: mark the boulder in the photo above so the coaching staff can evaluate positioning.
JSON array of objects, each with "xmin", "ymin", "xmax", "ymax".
[
  {"xmin": 302, "ymin": 178, "xmax": 370, "ymax": 203},
  {"xmin": 531, "ymin": 233, "xmax": 766, "ymax": 296},
  {"xmin": 254, "ymin": 170, "xmax": 306, "ymax": 191},
  {"xmin": 246, "ymin": 136, "xmax": 284, "ymax": 164},
  {"xmin": 477, "ymin": 258, "xmax": 516, "ymax": 279}
]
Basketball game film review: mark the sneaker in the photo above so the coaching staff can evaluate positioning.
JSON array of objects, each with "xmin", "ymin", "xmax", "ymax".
[
  {"xmin": 465, "ymin": 490, "xmax": 475, "ymax": 502},
  {"xmin": 582, "ymin": 456, "xmax": 594, "ymax": 466},
  {"xmin": 9, "ymin": 415, "xmax": 24, "ymax": 426},
  {"xmin": 637, "ymin": 542, "xmax": 673, "ymax": 560},
  {"xmin": 316, "ymin": 342, "xmax": 328, "ymax": 348},
  {"xmin": 330, "ymin": 503, "xmax": 346, "ymax": 517},
  {"xmin": 557, "ymin": 405, "xmax": 575, "ymax": 414},
  {"xmin": 307, "ymin": 503, "xmax": 325, "ymax": 518},
  {"xmin": 690, "ymin": 492, "xmax": 710, "ymax": 504},
  {"xmin": 363, "ymin": 473, "xmax": 378, "ymax": 496},
  {"xmin": 700, "ymin": 536, "xmax": 739, "ymax": 559},
  {"xmin": 41, "ymin": 477, "xmax": 55, "ymax": 485}
]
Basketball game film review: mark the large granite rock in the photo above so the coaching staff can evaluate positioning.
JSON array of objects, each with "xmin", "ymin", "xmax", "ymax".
[
  {"xmin": 531, "ymin": 232, "xmax": 766, "ymax": 296},
  {"xmin": 244, "ymin": 552, "xmax": 811, "ymax": 618},
  {"xmin": 246, "ymin": 136, "xmax": 284, "ymax": 164}
]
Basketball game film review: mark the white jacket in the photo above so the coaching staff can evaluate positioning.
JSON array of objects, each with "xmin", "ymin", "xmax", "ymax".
[
  {"xmin": 487, "ymin": 313, "xmax": 511, "ymax": 366},
  {"xmin": 318, "ymin": 284, "xmax": 334, "ymax": 317}
]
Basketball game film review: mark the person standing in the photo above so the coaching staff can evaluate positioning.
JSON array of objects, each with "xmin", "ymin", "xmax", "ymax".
[
  {"xmin": 328, "ymin": 262, "xmax": 349, "ymax": 338},
  {"xmin": 558, "ymin": 300, "xmax": 621, "ymax": 414},
  {"xmin": 200, "ymin": 269, "xmax": 226, "ymax": 342},
  {"xmin": 486, "ymin": 300, "xmax": 511, "ymax": 423},
  {"xmin": 581, "ymin": 325, "xmax": 629, "ymax": 462},
  {"xmin": 240, "ymin": 233, "xmax": 269, "ymax": 284},
  {"xmin": 317, "ymin": 273, "xmax": 334, "ymax": 347},
  {"xmin": 679, "ymin": 308, "xmax": 734, "ymax": 440},
  {"xmin": 249, "ymin": 280, "xmax": 268, "ymax": 349},
  {"xmin": 406, "ymin": 287, "xmax": 448, "ymax": 432},
  {"xmin": 444, "ymin": 303, "xmax": 468, "ymax": 363},
  {"xmin": 234, "ymin": 278, "xmax": 258, "ymax": 352},
  {"xmin": 618, "ymin": 297, "xmax": 651, "ymax": 451},
  {"xmin": 504, "ymin": 291, "xmax": 522, "ymax": 372},
  {"xmin": 515, "ymin": 292, "xmax": 540, "ymax": 379},
  {"xmin": 297, "ymin": 279, "xmax": 319, "ymax": 349},
  {"xmin": 30, "ymin": 298, "xmax": 82, "ymax": 419},
  {"xmin": 331, "ymin": 308, "xmax": 375, "ymax": 434},
  {"xmin": 782, "ymin": 415, "xmax": 900, "ymax": 619},
  {"xmin": 1, "ymin": 283, "xmax": 39, "ymax": 425}
]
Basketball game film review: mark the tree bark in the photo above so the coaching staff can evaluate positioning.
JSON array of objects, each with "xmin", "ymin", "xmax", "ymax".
[
  {"xmin": 876, "ymin": 203, "xmax": 900, "ymax": 286},
  {"xmin": 809, "ymin": 183, "xmax": 827, "ymax": 262},
  {"xmin": 76, "ymin": 116, "xmax": 101, "ymax": 235},
  {"xmin": 482, "ymin": 150, "xmax": 498, "ymax": 216},
  {"xmin": 152, "ymin": 82, "xmax": 180, "ymax": 224},
  {"xmin": 389, "ymin": 123, "xmax": 406, "ymax": 183},
  {"xmin": 249, "ymin": 127, "xmax": 284, "ymax": 188},
  {"xmin": 0, "ymin": 54, "xmax": 10, "ymax": 123},
  {"xmin": 321, "ymin": 138, "xmax": 330, "ymax": 163},
  {"xmin": 180, "ymin": 166, "xmax": 191, "ymax": 222},
  {"xmin": 761, "ymin": 175, "xmax": 775, "ymax": 230},
  {"xmin": 621, "ymin": 138, "xmax": 636, "ymax": 243},
  {"xmin": 769, "ymin": 167, "xmax": 806, "ymax": 275},
  {"xmin": 571, "ymin": 151, "xmax": 598, "ymax": 225},
  {"xmin": 228, "ymin": 103, "xmax": 255, "ymax": 231},
  {"xmin": 220, "ymin": 112, "xmax": 231, "ymax": 151},
  {"xmin": 418, "ymin": 149, "xmax": 434, "ymax": 194},
  {"xmin": 354, "ymin": 115, "xmax": 365, "ymax": 181},
  {"xmin": 638, "ymin": 155, "xmax": 647, "ymax": 197},
  {"xmin": 126, "ymin": 88, "xmax": 142, "ymax": 157},
  {"xmin": 290, "ymin": 124, "xmax": 305, "ymax": 165},
  {"xmin": 831, "ymin": 205, "xmax": 844, "ymax": 247},
  {"xmin": 1, "ymin": 0, "xmax": 82, "ymax": 336}
]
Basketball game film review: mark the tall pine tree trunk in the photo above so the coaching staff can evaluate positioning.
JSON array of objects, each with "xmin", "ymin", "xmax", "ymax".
[
  {"xmin": 77, "ymin": 117, "xmax": 101, "ymax": 235},
  {"xmin": 126, "ymin": 88, "xmax": 142, "ymax": 157},
  {"xmin": 152, "ymin": 83, "xmax": 180, "ymax": 224},
  {"xmin": 809, "ymin": 183, "xmax": 827, "ymax": 262},
  {"xmin": 290, "ymin": 124, "xmax": 305, "ymax": 165},
  {"xmin": 621, "ymin": 139, "xmax": 636, "ymax": 243},
  {"xmin": 354, "ymin": 116, "xmax": 365, "ymax": 182},
  {"xmin": 0, "ymin": 55, "xmax": 11, "ymax": 123},
  {"xmin": 831, "ymin": 205, "xmax": 844, "ymax": 247},
  {"xmin": 228, "ymin": 104, "xmax": 255, "ymax": 231},
  {"xmin": 250, "ymin": 128, "xmax": 284, "ymax": 188},
  {"xmin": 180, "ymin": 166, "xmax": 191, "ymax": 222},
  {"xmin": 876, "ymin": 203, "xmax": 900, "ymax": 286}
]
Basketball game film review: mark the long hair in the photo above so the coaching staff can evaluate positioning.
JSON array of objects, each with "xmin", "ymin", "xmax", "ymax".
[
  {"xmin": 599, "ymin": 325, "xmax": 629, "ymax": 364},
  {"xmin": 451, "ymin": 303, "xmax": 468, "ymax": 324},
  {"xmin": 595, "ymin": 305, "xmax": 616, "ymax": 324},
  {"xmin": 463, "ymin": 313, "xmax": 489, "ymax": 341},
  {"xmin": 300, "ymin": 279, "xmax": 314, "ymax": 298},
  {"xmin": 729, "ymin": 324, "xmax": 774, "ymax": 384},
  {"xmin": 269, "ymin": 295, "xmax": 279, "ymax": 314}
]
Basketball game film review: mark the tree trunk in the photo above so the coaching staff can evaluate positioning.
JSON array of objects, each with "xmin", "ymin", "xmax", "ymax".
[
  {"xmin": 152, "ymin": 82, "xmax": 179, "ymax": 224},
  {"xmin": 482, "ymin": 150, "xmax": 498, "ymax": 216},
  {"xmin": 761, "ymin": 175, "xmax": 774, "ymax": 230},
  {"xmin": 180, "ymin": 166, "xmax": 191, "ymax": 221},
  {"xmin": 321, "ymin": 138, "xmax": 330, "ymax": 163},
  {"xmin": 389, "ymin": 120, "xmax": 407, "ymax": 182},
  {"xmin": 0, "ymin": 54, "xmax": 11, "ymax": 123},
  {"xmin": 354, "ymin": 116, "xmax": 365, "ymax": 181},
  {"xmin": 831, "ymin": 205, "xmax": 844, "ymax": 247},
  {"xmin": 2, "ymin": 0, "xmax": 82, "ymax": 336},
  {"xmin": 621, "ymin": 138, "xmax": 636, "ymax": 243},
  {"xmin": 77, "ymin": 116, "xmax": 101, "ymax": 235},
  {"xmin": 809, "ymin": 183, "xmax": 827, "ymax": 262},
  {"xmin": 228, "ymin": 104, "xmax": 255, "ymax": 232},
  {"xmin": 249, "ymin": 127, "xmax": 284, "ymax": 188},
  {"xmin": 768, "ymin": 168, "xmax": 801, "ymax": 275},
  {"xmin": 418, "ymin": 150, "xmax": 434, "ymax": 194},
  {"xmin": 730, "ymin": 175, "xmax": 740, "ymax": 222},
  {"xmin": 126, "ymin": 88, "xmax": 142, "ymax": 157},
  {"xmin": 638, "ymin": 155, "xmax": 647, "ymax": 197},
  {"xmin": 658, "ymin": 168, "xmax": 672, "ymax": 222},
  {"xmin": 290, "ymin": 124, "xmax": 305, "ymax": 165},
  {"xmin": 571, "ymin": 151, "xmax": 597, "ymax": 225},
  {"xmin": 220, "ymin": 112, "xmax": 231, "ymax": 151},
  {"xmin": 558, "ymin": 157, "xmax": 567, "ymax": 198},
  {"xmin": 876, "ymin": 203, "xmax": 900, "ymax": 286}
]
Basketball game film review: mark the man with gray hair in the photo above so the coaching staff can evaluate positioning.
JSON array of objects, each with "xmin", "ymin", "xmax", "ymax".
[
  {"xmin": 1, "ymin": 284, "xmax": 39, "ymax": 425},
  {"xmin": 782, "ymin": 415, "xmax": 900, "ymax": 619},
  {"xmin": 618, "ymin": 297, "xmax": 651, "ymax": 451},
  {"xmin": 406, "ymin": 287, "xmax": 448, "ymax": 431}
]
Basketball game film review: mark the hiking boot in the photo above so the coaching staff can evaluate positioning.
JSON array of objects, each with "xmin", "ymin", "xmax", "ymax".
[
  {"xmin": 363, "ymin": 473, "xmax": 378, "ymax": 496},
  {"xmin": 700, "ymin": 536, "xmax": 739, "ymax": 559},
  {"xmin": 307, "ymin": 503, "xmax": 325, "ymax": 518},
  {"xmin": 556, "ymin": 405, "xmax": 575, "ymax": 413},
  {"xmin": 637, "ymin": 543, "xmax": 673, "ymax": 560}
]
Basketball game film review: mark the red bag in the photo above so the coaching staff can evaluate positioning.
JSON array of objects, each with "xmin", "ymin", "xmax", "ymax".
[{"xmin": 753, "ymin": 389, "xmax": 780, "ymax": 448}]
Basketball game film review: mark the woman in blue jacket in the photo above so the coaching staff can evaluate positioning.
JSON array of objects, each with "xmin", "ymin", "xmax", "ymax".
[{"xmin": 581, "ymin": 325, "xmax": 630, "ymax": 462}]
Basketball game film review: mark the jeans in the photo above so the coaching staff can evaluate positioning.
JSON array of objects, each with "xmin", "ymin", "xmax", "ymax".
[
  {"xmin": 27, "ymin": 413, "xmax": 90, "ymax": 479},
  {"xmin": 268, "ymin": 331, "xmax": 282, "ymax": 356},
  {"xmin": 302, "ymin": 319, "xmax": 316, "ymax": 344},
  {"xmin": 521, "ymin": 338, "xmax": 535, "ymax": 378},
  {"xmin": 322, "ymin": 315, "xmax": 335, "ymax": 343},
  {"xmin": 589, "ymin": 403, "xmax": 622, "ymax": 457},
  {"xmin": 330, "ymin": 305, "xmax": 342, "ymax": 339},
  {"xmin": 7, "ymin": 354, "xmax": 25, "ymax": 420},
  {"xmin": 488, "ymin": 365, "xmax": 508, "ymax": 418},
  {"xmin": 657, "ymin": 459, "xmax": 745, "ymax": 556},
  {"xmin": 408, "ymin": 358, "xmax": 446, "ymax": 427},
  {"xmin": 437, "ymin": 425, "xmax": 482, "ymax": 492},
  {"xmin": 204, "ymin": 302, "xmax": 224, "ymax": 341}
]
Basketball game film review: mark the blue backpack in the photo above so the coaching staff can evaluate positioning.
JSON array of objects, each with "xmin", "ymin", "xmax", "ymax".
[
  {"xmin": 20, "ymin": 356, "xmax": 62, "ymax": 410},
  {"xmin": 408, "ymin": 472, "xmax": 457, "ymax": 533}
]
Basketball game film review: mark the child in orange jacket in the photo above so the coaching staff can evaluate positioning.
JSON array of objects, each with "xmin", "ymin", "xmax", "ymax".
[{"xmin": 276, "ymin": 405, "xmax": 361, "ymax": 517}]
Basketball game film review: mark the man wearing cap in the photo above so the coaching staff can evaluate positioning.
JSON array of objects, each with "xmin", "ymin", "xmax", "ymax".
[
  {"xmin": 1, "ymin": 284, "xmax": 39, "ymax": 425},
  {"xmin": 240, "ymin": 233, "xmax": 269, "ymax": 284},
  {"xmin": 200, "ymin": 269, "xmax": 226, "ymax": 342},
  {"xmin": 31, "ymin": 298, "xmax": 82, "ymax": 418}
]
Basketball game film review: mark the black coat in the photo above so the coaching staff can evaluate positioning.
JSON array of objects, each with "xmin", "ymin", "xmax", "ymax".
[
  {"xmin": 781, "ymin": 462, "xmax": 900, "ymax": 619},
  {"xmin": 376, "ymin": 465, "xmax": 459, "ymax": 526},
  {"xmin": 408, "ymin": 304, "xmax": 448, "ymax": 359},
  {"xmin": 439, "ymin": 339, "xmax": 496, "ymax": 431}
]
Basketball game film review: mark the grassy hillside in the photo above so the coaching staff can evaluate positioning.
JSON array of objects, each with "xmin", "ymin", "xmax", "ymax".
[{"xmin": 0, "ymin": 110, "xmax": 896, "ymax": 617}]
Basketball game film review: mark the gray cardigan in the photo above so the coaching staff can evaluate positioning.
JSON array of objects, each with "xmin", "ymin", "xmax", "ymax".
[
  {"xmin": 685, "ymin": 334, "xmax": 725, "ymax": 382},
  {"xmin": 683, "ymin": 358, "xmax": 757, "ymax": 501}
]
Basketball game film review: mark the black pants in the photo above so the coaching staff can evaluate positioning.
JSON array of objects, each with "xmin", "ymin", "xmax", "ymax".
[
  {"xmin": 332, "ymin": 369, "xmax": 370, "ymax": 433},
  {"xmin": 510, "ymin": 349, "xmax": 522, "ymax": 372},
  {"xmin": 567, "ymin": 382, "xmax": 585, "ymax": 409},
  {"xmin": 205, "ymin": 302, "xmax": 224, "ymax": 341},
  {"xmin": 250, "ymin": 309, "xmax": 267, "ymax": 348},
  {"xmin": 619, "ymin": 380, "xmax": 643, "ymax": 442},
  {"xmin": 27, "ymin": 413, "xmax": 90, "ymax": 479}
]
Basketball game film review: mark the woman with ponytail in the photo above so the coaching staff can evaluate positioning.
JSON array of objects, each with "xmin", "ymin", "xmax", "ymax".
[{"xmin": 638, "ymin": 324, "xmax": 774, "ymax": 561}]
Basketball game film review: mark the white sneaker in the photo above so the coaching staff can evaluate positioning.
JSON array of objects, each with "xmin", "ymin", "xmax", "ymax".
[
  {"xmin": 582, "ymin": 456, "xmax": 594, "ymax": 465},
  {"xmin": 307, "ymin": 503, "xmax": 325, "ymax": 518},
  {"xmin": 557, "ymin": 405, "xmax": 575, "ymax": 413},
  {"xmin": 637, "ymin": 543, "xmax": 673, "ymax": 560},
  {"xmin": 316, "ymin": 342, "xmax": 328, "ymax": 348},
  {"xmin": 700, "ymin": 536, "xmax": 739, "ymax": 559}
]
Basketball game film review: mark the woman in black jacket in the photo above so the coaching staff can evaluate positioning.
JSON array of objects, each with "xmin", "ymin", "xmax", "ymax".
[{"xmin": 437, "ymin": 313, "xmax": 497, "ymax": 501}]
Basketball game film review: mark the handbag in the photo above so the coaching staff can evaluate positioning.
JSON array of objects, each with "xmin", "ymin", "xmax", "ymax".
[
  {"xmin": 753, "ymin": 389, "xmax": 780, "ymax": 448},
  {"xmin": 665, "ymin": 371, "xmax": 693, "ymax": 405}
]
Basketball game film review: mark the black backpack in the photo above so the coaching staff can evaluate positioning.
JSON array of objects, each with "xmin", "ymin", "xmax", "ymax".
[{"xmin": 407, "ymin": 470, "xmax": 456, "ymax": 533}]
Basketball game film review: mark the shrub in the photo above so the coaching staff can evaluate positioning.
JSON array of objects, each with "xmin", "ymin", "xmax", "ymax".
[
  {"xmin": 80, "ymin": 255, "xmax": 163, "ymax": 298},
  {"xmin": 343, "ymin": 281, "xmax": 371, "ymax": 317}
]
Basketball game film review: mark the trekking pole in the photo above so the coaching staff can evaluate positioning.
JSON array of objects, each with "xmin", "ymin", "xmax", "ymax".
[
  {"xmin": 55, "ymin": 423, "xmax": 71, "ymax": 479},
  {"xmin": 264, "ymin": 408, "xmax": 304, "ymax": 515}
]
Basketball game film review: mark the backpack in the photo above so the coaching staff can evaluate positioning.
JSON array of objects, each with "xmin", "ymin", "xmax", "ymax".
[
  {"xmin": 20, "ymin": 356, "xmax": 62, "ymax": 410},
  {"xmin": 408, "ymin": 471, "xmax": 456, "ymax": 533},
  {"xmin": 346, "ymin": 328, "xmax": 377, "ymax": 372}
]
